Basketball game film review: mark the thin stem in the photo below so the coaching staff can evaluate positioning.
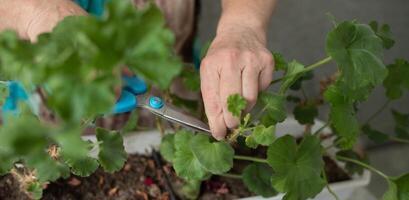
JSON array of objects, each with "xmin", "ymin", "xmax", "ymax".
[
  {"xmin": 364, "ymin": 100, "xmax": 391, "ymax": 125},
  {"xmin": 234, "ymin": 155, "xmax": 268, "ymax": 163},
  {"xmin": 241, "ymin": 127, "xmax": 256, "ymax": 132},
  {"xmin": 271, "ymin": 56, "xmax": 332, "ymax": 85},
  {"xmin": 228, "ymin": 129, "xmax": 241, "ymax": 143},
  {"xmin": 323, "ymin": 170, "xmax": 340, "ymax": 200},
  {"xmin": 0, "ymin": 81, "xmax": 9, "ymax": 85},
  {"xmin": 219, "ymin": 173, "xmax": 242, "ymax": 179},
  {"xmin": 336, "ymin": 155, "xmax": 389, "ymax": 180},
  {"xmin": 301, "ymin": 87, "xmax": 308, "ymax": 100},
  {"xmin": 156, "ymin": 117, "xmax": 165, "ymax": 137},
  {"xmin": 389, "ymin": 136, "xmax": 409, "ymax": 144},
  {"xmin": 251, "ymin": 106, "xmax": 268, "ymax": 124},
  {"xmin": 313, "ymin": 121, "xmax": 330, "ymax": 135}
]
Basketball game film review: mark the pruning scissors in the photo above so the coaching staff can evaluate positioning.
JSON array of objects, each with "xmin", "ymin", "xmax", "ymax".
[
  {"xmin": 112, "ymin": 76, "xmax": 211, "ymax": 134},
  {"xmin": 1, "ymin": 77, "xmax": 211, "ymax": 134}
]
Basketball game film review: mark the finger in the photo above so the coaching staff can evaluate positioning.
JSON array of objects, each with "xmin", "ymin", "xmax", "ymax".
[
  {"xmin": 242, "ymin": 65, "xmax": 259, "ymax": 111},
  {"xmin": 259, "ymin": 56, "xmax": 274, "ymax": 90},
  {"xmin": 200, "ymin": 60, "xmax": 227, "ymax": 140},
  {"xmin": 220, "ymin": 62, "xmax": 242, "ymax": 128}
]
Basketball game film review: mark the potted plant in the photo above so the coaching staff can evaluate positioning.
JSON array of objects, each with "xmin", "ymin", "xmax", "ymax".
[{"xmin": 0, "ymin": 1, "xmax": 408, "ymax": 199}]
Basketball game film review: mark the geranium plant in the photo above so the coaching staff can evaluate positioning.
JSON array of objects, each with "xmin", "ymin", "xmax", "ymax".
[
  {"xmin": 0, "ymin": 1, "xmax": 408, "ymax": 199},
  {"xmin": 160, "ymin": 20, "xmax": 409, "ymax": 200},
  {"xmin": 0, "ymin": 1, "xmax": 181, "ymax": 199}
]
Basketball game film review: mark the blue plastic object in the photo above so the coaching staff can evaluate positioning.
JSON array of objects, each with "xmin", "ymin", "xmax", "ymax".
[
  {"xmin": 2, "ymin": 81, "xmax": 29, "ymax": 117},
  {"xmin": 74, "ymin": 0, "xmax": 106, "ymax": 16},
  {"xmin": 149, "ymin": 96, "xmax": 164, "ymax": 109},
  {"xmin": 112, "ymin": 76, "xmax": 147, "ymax": 114},
  {"xmin": 112, "ymin": 90, "xmax": 137, "ymax": 113},
  {"xmin": 123, "ymin": 76, "xmax": 147, "ymax": 95}
]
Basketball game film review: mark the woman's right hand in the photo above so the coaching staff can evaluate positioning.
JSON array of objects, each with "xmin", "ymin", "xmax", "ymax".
[{"xmin": 0, "ymin": 0, "xmax": 86, "ymax": 41}]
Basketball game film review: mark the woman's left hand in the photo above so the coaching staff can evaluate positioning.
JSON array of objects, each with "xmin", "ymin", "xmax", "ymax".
[{"xmin": 200, "ymin": 25, "xmax": 274, "ymax": 140}]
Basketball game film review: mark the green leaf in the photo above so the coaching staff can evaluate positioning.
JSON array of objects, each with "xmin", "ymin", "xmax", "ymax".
[
  {"xmin": 280, "ymin": 60, "xmax": 305, "ymax": 93},
  {"xmin": 293, "ymin": 101, "xmax": 318, "ymax": 125},
  {"xmin": 392, "ymin": 110, "xmax": 409, "ymax": 140},
  {"xmin": 259, "ymin": 92, "xmax": 286, "ymax": 126},
  {"xmin": 369, "ymin": 21, "xmax": 395, "ymax": 49},
  {"xmin": 182, "ymin": 179, "xmax": 202, "ymax": 200},
  {"xmin": 0, "ymin": 116, "xmax": 49, "ymax": 156},
  {"xmin": 326, "ymin": 21, "xmax": 387, "ymax": 101},
  {"xmin": 242, "ymin": 163, "xmax": 277, "ymax": 197},
  {"xmin": 96, "ymin": 128, "xmax": 127, "ymax": 173},
  {"xmin": 0, "ymin": 153, "xmax": 16, "ymax": 175},
  {"xmin": 124, "ymin": 4, "xmax": 182, "ymax": 89},
  {"xmin": 63, "ymin": 155, "xmax": 99, "ymax": 177},
  {"xmin": 267, "ymin": 135, "xmax": 325, "ymax": 200},
  {"xmin": 25, "ymin": 151, "xmax": 69, "ymax": 182},
  {"xmin": 324, "ymin": 85, "xmax": 360, "ymax": 149},
  {"xmin": 383, "ymin": 59, "xmax": 409, "ymax": 100},
  {"xmin": 27, "ymin": 181, "xmax": 43, "ymax": 200},
  {"xmin": 227, "ymin": 94, "xmax": 247, "ymax": 117},
  {"xmin": 181, "ymin": 67, "xmax": 200, "ymax": 92},
  {"xmin": 252, "ymin": 125, "xmax": 276, "ymax": 146},
  {"xmin": 290, "ymin": 71, "xmax": 314, "ymax": 91},
  {"xmin": 53, "ymin": 129, "xmax": 89, "ymax": 161},
  {"xmin": 245, "ymin": 136, "xmax": 259, "ymax": 149},
  {"xmin": 122, "ymin": 110, "xmax": 139, "ymax": 133},
  {"xmin": 190, "ymin": 134, "xmax": 234, "ymax": 174},
  {"xmin": 362, "ymin": 125, "xmax": 389, "ymax": 144},
  {"xmin": 160, "ymin": 134, "xmax": 176, "ymax": 163},
  {"xmin": 173, "ymin": 131, "xmax": 209, "ymax": 180},
  {"xmin": 382, "ymin": 174, "xmax": 409, "ymax": 200},
  {"xmin": 394, "ymin": 174, "xmax": 409, "ymax": 199},
  {"xmin": 336, "ymin": 150, "xmax": 369, "ymax": 176},
  {"xmin": 0, "ymin": 1, "xmax": 182, "ymax": 124},
  {"xmin": 273, "ymin": 52, "xmax": 288, "ymax": 71}
]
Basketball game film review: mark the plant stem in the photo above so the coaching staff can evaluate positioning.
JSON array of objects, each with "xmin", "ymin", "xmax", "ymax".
[
  {"xmin": 234, "ymin": 155, "xmax": 268, "ymax": 163},
  {"xmin": 389, "ymin": 136, "xmax": 409, "ymax": 144},
  {"xmin": 364, "ymin": 100, "xmax": 391, "ymax": 125},
  {"xmin": 336, "ymin": 155, "xmax": 390, "ymax": 180},
  {"xmin": 313, "ymin": 121, "xmax": 330, "ymax": 135},
  {"xmin": 156, "ymin": 117, "xmax": 165, "ymax": 137},
  {"xmin": 301, "ymin": 87, "xmax": 308, "ymax": 100},
  {"xmin": 271, "ymin": 56, "xmax": 332, "ymax": 85},
  {"xmin": 322, "ymin": 170, "xmax": 340, "ymax": 200},
  {"xmin": 228, "ymin": 129, "xmax": 241, "ymax": 143},
  {"xmin": 219, "ymin": 173, "xmax": 242, "ymax": 179}
]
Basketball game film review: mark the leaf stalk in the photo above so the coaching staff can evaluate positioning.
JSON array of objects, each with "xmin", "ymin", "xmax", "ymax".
[
  {"xmin": 336, "ymin": 155, "xmax": 389, "ymax": 180},
  {"xmin": 219, "ymin": 173, "xmax": 242, "ymax": 179},
  {"xmin": 271, "ymin": 56, "xmax": 333, "ymax": 85},
  {"xmin": 233, "ymin": 155, "xmax": 268, "ymax": 163}
]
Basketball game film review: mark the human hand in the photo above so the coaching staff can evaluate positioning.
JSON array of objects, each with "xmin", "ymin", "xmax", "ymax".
[
  {"xmin": 200, "ymin": 26, "xmax": 274, "ymax": 140},
  {"xmin": 0, "ymin": 0, "xmax": 86, "ymax": 41}
]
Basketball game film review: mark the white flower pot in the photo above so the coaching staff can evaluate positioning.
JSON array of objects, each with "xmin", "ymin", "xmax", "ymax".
[{"xmin": 83, "ymin": 117, "xmax": 370, "ymax": 200}]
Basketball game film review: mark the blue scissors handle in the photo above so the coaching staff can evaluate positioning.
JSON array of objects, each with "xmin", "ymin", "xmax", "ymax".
[{"xmin": 112, "ymin": 76, "xmax": 148, "ymax": 114}]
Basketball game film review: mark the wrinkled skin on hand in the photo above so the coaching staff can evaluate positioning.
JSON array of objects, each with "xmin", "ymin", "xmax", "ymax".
[
  {"xmin": 200, "ymin": 26, "xmax": 274, "ymax": 140},
  {"xmin": 0, "ymin": 0, "xmax": 86, "ymax": 41}
]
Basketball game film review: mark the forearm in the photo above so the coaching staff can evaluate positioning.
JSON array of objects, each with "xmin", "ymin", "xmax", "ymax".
[{"xmin": 218, "ymin": 0, "xmax": 276, "ymax": 43}]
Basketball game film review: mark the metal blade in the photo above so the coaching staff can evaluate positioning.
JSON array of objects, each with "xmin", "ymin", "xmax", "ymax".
[{"xmin": 136, "ymin": 95, "xmax": 211, "ymax": 134}]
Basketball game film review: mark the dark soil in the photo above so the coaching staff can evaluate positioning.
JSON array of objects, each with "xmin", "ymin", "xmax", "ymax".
[{"xmin": 0, "ymin": 153, "xmax": 350, "ymax": 200}]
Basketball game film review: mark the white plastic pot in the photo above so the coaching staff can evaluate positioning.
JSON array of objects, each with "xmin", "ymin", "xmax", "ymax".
[{"xmin": 83, "ymin": 117, "xmax": 370, "ymax": 200}]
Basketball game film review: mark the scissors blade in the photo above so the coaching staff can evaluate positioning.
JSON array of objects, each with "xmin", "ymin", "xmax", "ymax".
[{"xmin": 136, "ymin": 95, "xmax": 211, "ymax": 134}]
